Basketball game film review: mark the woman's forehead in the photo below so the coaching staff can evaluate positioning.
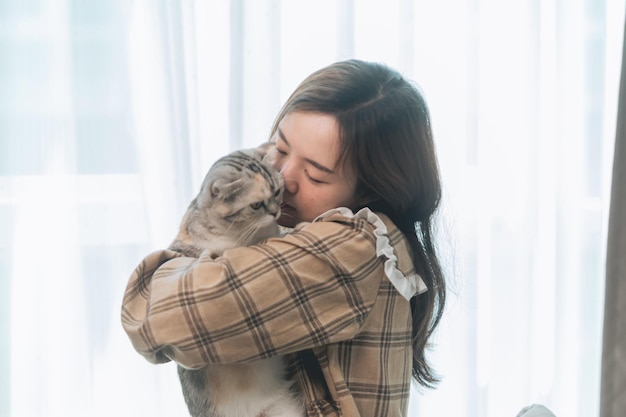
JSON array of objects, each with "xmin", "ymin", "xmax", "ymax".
[
  {"xmin": 278, "ymin": 112, "xmax": 339, "ymax": 165},
  {"xmin": 277, "ymin": 111, "xmax": 357, "ymax": 182}
]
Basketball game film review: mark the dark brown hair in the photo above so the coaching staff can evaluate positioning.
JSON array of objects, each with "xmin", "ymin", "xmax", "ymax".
[{"xmin": 270, "ymin": 59, "xmax": 446, "ymax": 387}]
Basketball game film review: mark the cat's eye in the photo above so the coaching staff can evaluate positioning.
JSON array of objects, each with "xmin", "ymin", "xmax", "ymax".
[
  {"xmin": 250, "ymin": 201, "xmax": 264, "ymax": 210},
  {"xmin": 274, "ymin": 189, "xmax": 281, "ymax": 197}
]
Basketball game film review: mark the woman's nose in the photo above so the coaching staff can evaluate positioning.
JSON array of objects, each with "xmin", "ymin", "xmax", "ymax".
[
  {"xmin": 278, "ymin": 159, "xmax": 298, "ymax": 194},
  {"xmin": 282, "ymin": 177, "xmax": 298, "ymax": 194}
]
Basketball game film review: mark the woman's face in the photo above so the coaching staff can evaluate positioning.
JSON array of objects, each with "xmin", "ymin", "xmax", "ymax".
[{"xmin": 272, "ymin": 111, "xmax": 358, "ymax": 227}]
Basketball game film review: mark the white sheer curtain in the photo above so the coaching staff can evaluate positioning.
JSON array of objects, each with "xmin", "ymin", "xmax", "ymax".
[{"xmin": 1, "ymin": 1, "xmax": 624, "ymax": 416}]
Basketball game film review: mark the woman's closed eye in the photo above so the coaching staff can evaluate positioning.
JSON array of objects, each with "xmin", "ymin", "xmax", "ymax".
[{"xmin": 305, "ymin": 170, "xmax": 325, "ymax": 184}]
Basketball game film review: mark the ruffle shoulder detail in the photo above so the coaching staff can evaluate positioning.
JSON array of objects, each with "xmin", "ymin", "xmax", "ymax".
[{"xmin": 313, "ymin": 207, "xmax": 427, "ymax": 301}]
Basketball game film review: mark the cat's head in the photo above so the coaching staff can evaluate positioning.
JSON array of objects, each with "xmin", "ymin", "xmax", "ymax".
[{"xmin": 194, "ymin": 143, "xmax": 284, "ymax": 244}]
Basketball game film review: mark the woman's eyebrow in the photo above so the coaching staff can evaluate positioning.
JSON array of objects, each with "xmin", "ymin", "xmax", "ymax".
[{"xmin": 277, "ymin": 127, "xmax": 335, "ymax": 175}]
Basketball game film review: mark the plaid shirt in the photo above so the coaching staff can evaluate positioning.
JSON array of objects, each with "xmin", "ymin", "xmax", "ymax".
[{"xmin": 122, "ymin": 209, "xmax": 420, "ymax": 417}]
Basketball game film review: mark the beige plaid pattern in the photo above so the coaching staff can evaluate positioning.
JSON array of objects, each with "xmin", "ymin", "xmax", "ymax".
[{"xmin": 122, "ymin": 212, "xmax": 416, "ymax": 417}]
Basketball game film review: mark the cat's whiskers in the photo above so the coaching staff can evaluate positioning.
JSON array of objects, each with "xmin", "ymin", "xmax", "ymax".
[
  {"xmin": 224, "ymin": 218, "xmax": 236, "ymax": 234},
  {"xmin": 280, "ymin": 211, "xmax": 297, "ymax": 224},
  {"xmin": 237, "ymin": 217, "xmax": 270, "ymax": 245},
  {"xmin": 237, "ymin": 225, "xmax": 256, "ymax": 245}
]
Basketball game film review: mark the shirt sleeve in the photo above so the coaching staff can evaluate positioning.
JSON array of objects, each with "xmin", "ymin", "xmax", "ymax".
[{"xmin": 120, "ymin": 212, "xmax": 385, "ymax": 369}]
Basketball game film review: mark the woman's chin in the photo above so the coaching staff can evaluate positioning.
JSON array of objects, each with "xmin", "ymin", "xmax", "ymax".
[
  {"xmin": 279, "ymin": 204, "xmax": 300, "ymax": 227},
  {"xmin": 278, "ymin": 215, "xmax": 298, "ymax": 228}
]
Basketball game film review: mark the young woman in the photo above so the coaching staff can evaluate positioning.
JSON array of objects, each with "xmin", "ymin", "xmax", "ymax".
[{"xmin": 122, "ymin": 59, "xmax": 446, "ymax": 417}]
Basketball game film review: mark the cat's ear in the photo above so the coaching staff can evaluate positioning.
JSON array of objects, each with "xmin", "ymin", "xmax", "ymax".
[
  {"xmin": 210, "ymin": 178, "xmax": 245, "ymax": 200},
  {"xmin": 255, "ymin": 142, "xmax": 278, "ymax": 166}
]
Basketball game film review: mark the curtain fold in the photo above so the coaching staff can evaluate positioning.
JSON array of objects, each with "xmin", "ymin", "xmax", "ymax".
[{"xmin": 600, "ymin": 16, "xmax": 626, "ymax": 417}]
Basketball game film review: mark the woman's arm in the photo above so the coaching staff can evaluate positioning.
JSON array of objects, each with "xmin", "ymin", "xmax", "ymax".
[{"xmin": 121, "ymin": 212, "xmax": 385, "ymax": 369}]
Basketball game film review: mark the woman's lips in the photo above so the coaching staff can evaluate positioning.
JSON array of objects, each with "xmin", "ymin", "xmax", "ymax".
[{"xmin": 280, "ymin": 202, "xmax": 295, "ymax": 213}]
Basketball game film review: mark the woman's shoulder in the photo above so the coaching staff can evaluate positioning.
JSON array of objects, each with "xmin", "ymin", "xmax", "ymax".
[
  {"xmin": 290, "ymin": 207, "xmax": 426, "ymax": 300},
  {"xmin": 294, "ymin": 207, "xmax": 399, "ymax": 233},
  {"xmin": 277, "ymin": 207, "xmax": 393, "ymax": 248}
]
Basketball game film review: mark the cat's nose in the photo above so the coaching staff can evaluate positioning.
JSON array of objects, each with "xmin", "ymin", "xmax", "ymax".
[{"xmin": 268, "ymin": 202, "xmax": 281, "ymax": 218}]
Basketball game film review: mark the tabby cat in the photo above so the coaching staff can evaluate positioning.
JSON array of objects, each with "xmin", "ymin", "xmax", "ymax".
[{"xmin": 169, "ymin": 143, "xmax": 303, "ymax": 417}]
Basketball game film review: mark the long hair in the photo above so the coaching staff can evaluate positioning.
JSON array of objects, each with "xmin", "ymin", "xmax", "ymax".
[{"xmin": 270, "ymin": 59, "xmax": 446, "ymax": 387}]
